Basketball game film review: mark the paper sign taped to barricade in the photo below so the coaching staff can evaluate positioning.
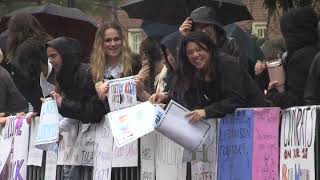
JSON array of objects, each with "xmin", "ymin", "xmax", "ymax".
[
  {"xmin": 280, "ymin": 106, "xmax": 317, "ymax": 180},
  {"xmin": 108, "ymin": 101, "xmax": 164, "ymax": 147},
  {"xmin": 191, "ymin": 161, "xmax": 216, "ymax": 180},
  {"xmin": 108, "ymin": 76, "xmax": 137, "ymax": 111},
  {"xmin": 112, "ymin": 140, "xmax": 138, "ymax": 167},
  {"xmin": 35, "ymin": 98, "xmax": 60, "ymax": 150},
  {"xmin": 27, "ymin": 117, "xmax": 43, "ymax": 166},
  {"xmin": 155, "ymin": 132, "xmax": 187, "ymax": 180},
  {"xmin": 155, "ymin": 100, "xmax": 211, "ymax": 151},
  {"xmin": 0, "ymin": 115, "xmax": 30, "ymax": 180},
  {"xmin": 140, "ymin": 131, "xmax": 156, "ymax": 180},
  {"xmin": 45, "ymin": 151, "xmax": 58, "ymax": 180},
  {"xmin": 0, "ymin": 138, "xmax": 12, "ymax": 174},
  {"xmin": 93, "ymin": 116, "xmax": 113, "ymax": 180}
]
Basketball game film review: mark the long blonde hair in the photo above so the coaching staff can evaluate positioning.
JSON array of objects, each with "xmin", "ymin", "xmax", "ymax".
[{"xmin": 90, "ymin": 22, "xmax": 133, "ymax": 83}]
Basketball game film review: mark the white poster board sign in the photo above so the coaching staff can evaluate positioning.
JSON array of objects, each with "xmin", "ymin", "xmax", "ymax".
[{"xmin": 35, "ymin": 98, "xmax": 59, "ymax": 150}]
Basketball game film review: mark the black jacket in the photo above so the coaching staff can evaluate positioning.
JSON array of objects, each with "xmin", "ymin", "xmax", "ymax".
[
  {"xmin": 266, "ymin": 7, "xmax": 319, "ymax": 109},
  {"xmin": 171, "ymin": 53, "xmax": 268, "ymax": 118},
  {"xmin": 10, "ymin": 39, "xmax": 48, "ymax": 113},
  {"xmin": 304, "ymin": 51, "xmax": 320, "ymax": 104},
  {"xmin": 0, "ymin": 66, "xmax": 28, "ymax": 114},
  {"xmin": 47, "ymin": 37, "xmax": 106, "ymax": 123}
]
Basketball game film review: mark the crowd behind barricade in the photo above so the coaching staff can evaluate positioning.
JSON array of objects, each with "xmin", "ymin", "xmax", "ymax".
[{"xmin": 0, "ymin": 5, "xmax": 320, "ymax": 180}]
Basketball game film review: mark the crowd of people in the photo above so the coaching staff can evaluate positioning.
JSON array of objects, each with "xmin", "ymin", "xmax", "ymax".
[
  {"xmin": 0, "ymin": 6, "xmax": 320, "ymax": 123},
  {"xmin": 1, "ymin": 4, "xmax": 320, "ymax": 180}
]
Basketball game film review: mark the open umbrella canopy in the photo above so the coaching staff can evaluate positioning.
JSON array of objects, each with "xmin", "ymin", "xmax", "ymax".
[
  {"xmin": 142, "ymin": 20, "xmax": 178, "ymax": 37},
  {"xmin": 0, "ymin": 3, "xmax": 97, "ymax": 61},
  {"xmin": 120, "ymin": 0, "xmax": 253, "ymax": 25},
  {"xmin": 224, "ymin": 24, "xmax": 263, "ymax": 62}
]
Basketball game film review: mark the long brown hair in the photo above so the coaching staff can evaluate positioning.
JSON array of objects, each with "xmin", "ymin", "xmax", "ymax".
[
  {"xmin": 90, "ymin": 22, "xmax": 134, "ymax": 83},
  {"xmin": 6, "ymin": 13, "xmax": 51, "ymax": 63}
]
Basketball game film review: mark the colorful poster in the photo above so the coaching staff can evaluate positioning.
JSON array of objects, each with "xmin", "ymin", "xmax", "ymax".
[
  {"xmin": 108, "ymin": 101, "xmax": 163, "ymax": 147},
  {"xmin": 35, "ymin": 98, "xmax": 60, "ymax": 150},
  {"xmin": 280, "ymin": 106, "xmax": 317, "ymax": 180},
  {"xmin": 140, "ymin": 132, "xmax": 156, "ymax": 180},
  {"xmin": 155, "ymin": 132, "xmax": 187, "ymax": 180},
  {"xmin": 93, "ymin": 116, "xmax": 113, "ymax": 180},
  {"xmin": 112, "ymin": 140, "xmax": 138, "ymax": 167},
  {"xmin": 27, "ymin": 117, "xmax": 43, "ymax": 166},
  {"xmin": 217, "ymin": 110, "xmax": 254, "ymax": 180},
  {"xmin": 107, "ymin": 76, "xmax": 137, "ymax": 111},
  {"xmin": 0, "ymin": 115, "xmax": 30, "ymax": 180},
  {"xmin": 252, "ymin": 108, "xmax": 280, "ymax": 180}
]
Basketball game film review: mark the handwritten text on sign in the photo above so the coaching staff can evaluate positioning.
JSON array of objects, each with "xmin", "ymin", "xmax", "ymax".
[
  {"xmin": 280, "ymin": 107, "xmax": 317, "ymax": 180},
  {"xmin": 35, "ymin": 99, "xmax": 59, "ymax": 150}
]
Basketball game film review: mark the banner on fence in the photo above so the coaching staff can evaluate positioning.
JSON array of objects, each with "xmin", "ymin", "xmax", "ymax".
[
  {"xmin": 155, "ymin": 132, "xmax": 187, "ymax": 180},
  {"xmin": 191, "ymin": 161, "xmax": 215, "ymax": 180},
  {"xmin": 45, "ymin": 151, "xmax": 58, "ymax": 180},
  {"xmin": 0, "ymin": 138, "xmax": 12, "ymax": 174},
  {"xmin": 35, "ymin": 98, "xmax": 60, "ymax": 150},
  {"xmin": 108, "ymin": 76, "xmax": 137, "ymax": 111},
  {"xmin": 0, "ymin": 115, "xmax": 30, "ymax": 180},
  {"xmin": 280, "ymin": 106, "xmax": 317, "ymax": 180},
  {"xmin": 112, "ymin": 140, "xmax": 138, "ymax": 167},
  {"xmin": 27, "ymin": 117, "xmax": 43, "ymax": 166},
  {"xmin": 93, "ymin": 116, "xmax": 113, "ymax": 180},
  {"xmin": 141, "ymin": 132, "xmax": 156, "ymax": 180}
]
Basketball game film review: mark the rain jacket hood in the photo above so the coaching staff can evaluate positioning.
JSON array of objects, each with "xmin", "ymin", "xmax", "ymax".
[{"xmin": 280, "ymin": 7, "xmax": 318, "ymax": 55}]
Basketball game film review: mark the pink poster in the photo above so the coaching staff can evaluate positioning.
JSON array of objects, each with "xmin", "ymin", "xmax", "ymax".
[{"xmin": 252, "ymin": 108, "xmax": 280, "ymax": 180}]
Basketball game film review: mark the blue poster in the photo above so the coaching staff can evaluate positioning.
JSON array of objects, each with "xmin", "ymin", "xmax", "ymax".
[{"xmin": 217, "ymin": 110, "xmax": 254, "ymax": 180}]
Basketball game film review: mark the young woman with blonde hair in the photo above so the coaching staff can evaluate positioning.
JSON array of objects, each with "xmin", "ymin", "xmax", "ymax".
[{"xmin": 90, "ymin": 22, "xmax": 150, "ymax": 104}]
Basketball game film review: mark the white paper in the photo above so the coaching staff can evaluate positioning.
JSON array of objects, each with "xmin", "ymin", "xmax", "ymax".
[
  {"xmin": 140, "ymin": 132, "xmax": 156, "ymax": 180},
  {"xmin": 45, "ymin": 151, "xmax": 58, "ymax": 180},
  {"xmin": 156, "ymin": 100, "xmax": 211, "ymax": 151},
  {"xmin": 155, "ymin": 132, "xmax": 186, "ymax": 180},
  {"xmin": 191, "ymin": 161, "xmax": 216, "ymax": 180},
  {"xmin": 0, "ymin": 138, "xmax": 12, "ymax": 173},
  {"xmin": 280, "ymin": 106, "xmax": 317, "ymax": 180},
  {"xmin": 112, "ymin": 140, "xmax": 138, "ymax": 167},
  {"xmin": 35, "ymin": 99, "xmax": 60, "ymax": 150},
  {"xmin": 108, "ymin": 101, "xmax": 163, "ymax": 147},
  {"xmin": 27, "ymin": 117, "xmax": 43, "ymax": 166},
  {"xmin": 57, "ymin": 121, "xmax": 79, "ymax": 165},
  {"xmin": 71, "ymin": 124, "xmax": 95, "ymax": 166},
  {"xmin": 93, "ymin": 116, "xmax": 113, "ymax": 180},
  {"xmin": 108, "ymin": 76, "xmax": 137, "ymax": 111}
]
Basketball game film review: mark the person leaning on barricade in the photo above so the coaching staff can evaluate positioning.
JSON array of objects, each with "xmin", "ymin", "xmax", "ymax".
[
  {"xmin": 90, "ymin": 22, "xmax": 150, "ymax": 105},
  {"xmin": 150, "ymin": 32, "xmax": 268, "ymax": 122},
  {"xmin": 47, "ymin": 37, "xmax": 106, "ymax": 123}
]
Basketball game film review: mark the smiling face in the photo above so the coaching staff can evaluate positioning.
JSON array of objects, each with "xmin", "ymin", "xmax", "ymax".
[
  {"xmin": 103, "ymin": 28, "xmax": 122, "ymax": 58},
  {"xmin": 47, "ymin": 47, "xmax": 62, "ymax": 73},
  {"xmin": 186, "ymin": 42, "xmax": 210, "ymax": 70}
]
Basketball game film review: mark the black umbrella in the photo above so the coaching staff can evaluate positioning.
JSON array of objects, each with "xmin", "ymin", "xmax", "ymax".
[
  {"xmin": 224, "ymin": 24, "xmax": 263, "ymax": 62},
  {"xmin": 0, "ymin": 3, "xmax": 97, "ymax": 61},
  {"xmin": 142, "ymin": 20, "xmax": 178, "ymax": 37},
  {"xmin": 120, "ymin": 0, "xmax": 253, "ymax": 25}
]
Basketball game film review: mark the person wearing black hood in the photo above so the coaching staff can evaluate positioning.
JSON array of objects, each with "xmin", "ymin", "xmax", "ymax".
[
  {"xmin": 47, "ymin": 37, "xmax": 106, "ymax": 123},
  {"xmin": 266, "ymin": 7, "xmax": 320, "ymax": 109},
  {"xmin": 179, "ymin": 6, "xmax": 251, "ymax": 74},
  {"xmin": 304, "ymin": 52, "xmax": 320, "ymax": 105}
]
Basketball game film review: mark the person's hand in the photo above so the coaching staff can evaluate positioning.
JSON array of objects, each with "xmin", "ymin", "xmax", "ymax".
[
  {"xmin": 179, "ymin": 17, "xmax": 193, "ymax": 36},
  {"xmin": 0, "ymin": 117, "xmax": 7, "ymax": 125},
  {"xmin": 134, "ymin": 75, "xmax": 144, "ymax": 93},
  {"xmin": 95, "ymin": 81, "xmax": 109, "ymax": 101},
  {"xmin": 268, "ymin": 81, "xmax": 279, "ymax": 91},
  {"xmin": 186, "ymin": 109, "xmax": 206, "ymax": 123},
  {"xmin": 50, "ymin": 91, "xmax": 62, "ymax": 107},
  {"xmin": 26, "ymin": 112, "xmax": 37, "ymax": 124},
  {"xmin": 254, "ymin": 60, "xmax": 267, "ymax": 75},
  {"xmin": 149, "ymin": 93, "xmax": 168, "ymax": 104},
  {"xmin": 138, "ymin": 55, "xmax": 150, "ymax": 82},
  {"xmin": 0, "ymin": 113, "xmax": 5, "ymax": 117}
]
